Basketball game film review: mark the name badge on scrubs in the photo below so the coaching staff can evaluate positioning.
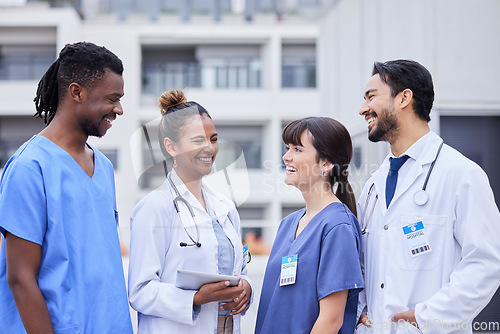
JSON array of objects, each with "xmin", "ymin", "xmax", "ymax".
[
  {"xmin": 402, "ymin": 221, "xmax": 432, "ymax": 257},
  {"xmin": 280, "ymin": 254, "xmax": 298, "ymax": 286}
]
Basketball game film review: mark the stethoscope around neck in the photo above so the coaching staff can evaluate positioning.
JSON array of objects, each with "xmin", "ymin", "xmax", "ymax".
[
  {"xmin": 360, "ymin": 141, "xmax": 444, "ymax": 235},
  {"xmin": 167, "ymin": 170, "xmax": 202, "ymax": 248}
]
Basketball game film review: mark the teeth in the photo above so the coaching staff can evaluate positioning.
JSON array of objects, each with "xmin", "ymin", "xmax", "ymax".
[
  {"xmin": 286, "ymin": 166, "xmax": 296, "ymax": 172},
  {"xmin": 367, "ymin": 118, "xmax": 375, "ymax": 125},
  {"xmin": 105, "ymin": 118, "xmax": 113, "ymax": 124},
  {"xmin": 198, "ymin": 157, "xmax": 212, "ymax": 162}
]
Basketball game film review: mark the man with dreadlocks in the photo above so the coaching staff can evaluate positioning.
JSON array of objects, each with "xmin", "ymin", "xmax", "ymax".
[{"xmin": 0, "ymin": 42, "xmax": 133, "ymax": 333}]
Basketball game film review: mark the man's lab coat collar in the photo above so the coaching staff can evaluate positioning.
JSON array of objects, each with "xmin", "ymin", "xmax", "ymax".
[
  {"xmin": 372, "ymin": 131, "xmax": 443, "ymax": 211},
  {"xmin": 386, "ymin": 131, "xmax": 442, "ymax": 166}
]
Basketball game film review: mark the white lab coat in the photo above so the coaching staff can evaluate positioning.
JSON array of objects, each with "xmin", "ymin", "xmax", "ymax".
[
  {"xmin": 128, "ymin": 170, "xmax": 252, "ymax": 334},
  {"xmin": 355, "ymin": 131, "xmax": 500, "ymax": 334}
]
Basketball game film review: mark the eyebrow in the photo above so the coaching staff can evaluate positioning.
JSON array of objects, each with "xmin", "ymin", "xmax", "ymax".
[
  {"xmin": 364, "ymin": 88, "xmax": 377, "ymax": 99},
  {"xmin": 190, "ymin": 133, "xmax": 218, "ymax": 140}
]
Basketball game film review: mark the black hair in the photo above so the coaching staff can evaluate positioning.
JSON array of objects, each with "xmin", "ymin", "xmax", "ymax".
[
  {"xmin": 33, "ymin": 41, "xmax": 123, "ymax": 124},
  {"xmin": 372, "ymin": 59, "xmax": 434, "ymax": 122},
  {"xmin": 282, "ymin": 117, "xmax": 357, "ymax": 216}
]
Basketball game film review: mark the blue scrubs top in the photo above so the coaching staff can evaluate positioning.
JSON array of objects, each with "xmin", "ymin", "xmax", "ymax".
[
  {"xmin": 255, "ymin": 202, "xmax": 364, "ymax": 334},
  {"xmin": 0, "ymin": 136, "xmax": 133, "ymax": 334}
]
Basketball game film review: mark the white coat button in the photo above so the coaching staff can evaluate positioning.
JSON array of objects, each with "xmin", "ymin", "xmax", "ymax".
[
  {"xmin": 384, "ymin": 225, "xmax": 389, "ymax": 230},
  {"xmin": 381, "ymin": 283, "xmax": 385, "ymax": 289}
]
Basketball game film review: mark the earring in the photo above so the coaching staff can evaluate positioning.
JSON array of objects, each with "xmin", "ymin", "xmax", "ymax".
[
  {"xmin": 173, "ymin": 157, "xmax": 177, "ymax": 169},
  {"xmin": 321, "ymin": 171, "xmax": 326, "ymax": 177}
]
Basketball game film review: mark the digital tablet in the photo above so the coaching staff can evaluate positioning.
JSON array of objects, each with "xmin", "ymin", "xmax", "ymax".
[{"xmin": 175, "ymin": 269, "xmax": 240, "ymax": 290}]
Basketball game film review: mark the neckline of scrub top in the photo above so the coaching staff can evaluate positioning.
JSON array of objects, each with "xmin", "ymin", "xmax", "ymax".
[
  {"xmin": 293, "ymin": 202, "xmax": 344, "ymax": 241},
  {"xmin": 33, "ymin": 135, "xmax": 99, "ymax": 180}
]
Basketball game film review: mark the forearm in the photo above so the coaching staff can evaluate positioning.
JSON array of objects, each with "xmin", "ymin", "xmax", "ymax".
[
  {"xmin": 5, "ymin": 232, "xmax": 53, "ymax": 334},
  {"xmin": 311, "ymin": 290, "xmax": 348, "ymax": 334},
  {"xmin": 9, "ymin": 279, "xmax": 54, "ymax": 334},
  {"xmin": 311, "ymin": 314, "xmax": 343, "ymax": 334}
]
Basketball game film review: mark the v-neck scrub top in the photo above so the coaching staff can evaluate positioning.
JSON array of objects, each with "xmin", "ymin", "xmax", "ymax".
[
  {"xmin": 255, "ymin": 203, "xmax": 364, "ymax": 334},
  {"xmin": 0, "ymin": 136, "xmax": 133, "ymax": 333}
]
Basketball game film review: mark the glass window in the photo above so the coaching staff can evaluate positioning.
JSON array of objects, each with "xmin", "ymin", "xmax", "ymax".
[
  {"xmin": 142, "ymin": 46, "xmax": 201, "ymax": 96},
  {"xmin": 282, "ymin": 205, "xmax": 303, "ymax": 219},
  {"xmin": 100, "ymin": 149, "xmax": 119, "ymax": 170},
  {"xmin": 201, "ymin": 57, "xmax": 260, "ymax": 89},
  {"xmin": 281, "ymin": 44, "xmax": 316, "ymax": 88},
  {"xmin": 0, "ymin": 116, "xmax": 45, "ymax": 168},
  {"xmin": 238, "ymin": 205, "xmax": 269, "ymax": 255},
  {"xmin": 141, "ymin": 44, "xmax": 261, "ymax": 95},
  {"xmin": 0, "ymin": 45, "xmax": 56, "ymax": 80},
  {"xmin": 216, "ymin": 125, "xmax": 263, "ymax": 169}
]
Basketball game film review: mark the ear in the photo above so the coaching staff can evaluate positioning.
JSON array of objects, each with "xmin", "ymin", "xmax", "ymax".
[
  {"xmin": 321, "ymin": 160, "xmax": 334, "ymax": 176},
  {"xmin": 68, "ymin": 83, "xmax": 84, "ymax": 102},
  {"xmin": 399, "ymin": 88, "xmax": 413, "ymax": 109},
  {"xmin": 164, "ymin": 137, "xmax": 176, "ymax": 157}
]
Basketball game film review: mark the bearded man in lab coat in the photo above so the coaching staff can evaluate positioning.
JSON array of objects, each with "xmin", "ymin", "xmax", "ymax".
[{"xmin": 355, "ymin": 59, "xmax": 500, "ymax": 334}]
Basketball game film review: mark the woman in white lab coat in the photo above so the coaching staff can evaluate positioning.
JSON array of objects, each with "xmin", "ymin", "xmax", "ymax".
[{"xmin": 128, "ymin": 90, "xmax": 252, "ymax": 334}]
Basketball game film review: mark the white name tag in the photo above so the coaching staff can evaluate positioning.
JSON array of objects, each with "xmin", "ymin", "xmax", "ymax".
[
  {"xmin": 280, "ymin": 254, "xmax": 298, "ymax": 286},
  {"xmin": 402, "ymin": 221, "xmax": 432, "ymax": 257}
]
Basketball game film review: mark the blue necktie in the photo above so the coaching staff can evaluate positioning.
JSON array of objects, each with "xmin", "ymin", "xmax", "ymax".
[{"xmin": 386, "ymin": 155, "xmax": 409, "ymax": 207}]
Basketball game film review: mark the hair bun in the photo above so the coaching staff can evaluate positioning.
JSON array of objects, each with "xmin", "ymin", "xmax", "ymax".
[{"xmin": 159, "ymin": 89, "xmax": 188, "ymax": 116}]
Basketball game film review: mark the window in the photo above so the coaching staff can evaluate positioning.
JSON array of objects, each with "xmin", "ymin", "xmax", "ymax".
[
  {"xmin": 0, "ymin": 45, "xmax": 55, "ymax": 80},
  {"xmin": 282, "ymin": 44, "xmax": 316, "ymax": 88},
  {"xmin": 198, "ymin": 45, "xmax": 261, "ymax": 89},
  {"xmin": 353, "ymin": 146, "xmax": 362, "ymax": 169},
  {"xmin": 216, "ymin": 125, "xmax": 263, "ymax": 169},
  {"xmin": 0, "ymin": 116, "xmax": 45, "ymax": 168},
  {"xmin": 238, "ymin": 205, "xmax": 269, "ymax": 255},
  {"xmin": 142, "ymin": 44, "xmax": 261, "ymax": 96},
  {"xmin": 282, "ymin": 205, "xmax": 303, "ymax": 219},
  {"xmin": 142, "ymin": 46, "xmax": 200, "ymax": 96},
  {"xmin": 100, "ymin": 149, "xmax": 119, "ymax": 170}
]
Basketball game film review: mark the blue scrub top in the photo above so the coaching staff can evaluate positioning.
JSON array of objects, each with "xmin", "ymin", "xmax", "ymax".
[
  {"xmin": 255, "ymin": 202, "xmax": 364, "ymax": 334},
  {"xmin": 0, "ymin": 136, "xmax": 133, "ymax": 333}
]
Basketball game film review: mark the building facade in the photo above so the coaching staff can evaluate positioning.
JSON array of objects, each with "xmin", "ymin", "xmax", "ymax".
[{"xmin": 1, "ymin": 0, "xmax": 499, "ymax": 332}]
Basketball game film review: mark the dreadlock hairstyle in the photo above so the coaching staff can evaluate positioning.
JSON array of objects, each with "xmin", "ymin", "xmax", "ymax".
[
  {"xmin": 282, "ymin": 117, "xmax": 357, "ymax": 216},
  {"xmin": 33, "ymin": 41, "xmax": 123, "ymax": 124}
]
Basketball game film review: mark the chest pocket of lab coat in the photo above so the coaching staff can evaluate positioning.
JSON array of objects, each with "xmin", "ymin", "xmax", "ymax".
[{"xmin": 395, "ymin": 214, "xmax": 447, "ymax": 271}]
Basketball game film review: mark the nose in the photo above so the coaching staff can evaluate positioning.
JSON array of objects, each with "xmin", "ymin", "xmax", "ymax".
[
  {"xmin": 114, "ymin": 102, "xmax": 123, "ymax": 116},
  {"xmin": 204, "ymin": 140, "xmax": 216, "ymax": 154},
  {"xmin": 359, "ymin": 100, "xmax": 369, "ymax": 116},
  {"xmin": 282, "ymin": 149, "xmax": 291, "ymax": 163}
]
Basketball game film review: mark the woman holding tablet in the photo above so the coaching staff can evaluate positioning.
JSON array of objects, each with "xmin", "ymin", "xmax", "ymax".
[
  {"xmin": 255, "ymin": 117, "xmax": 363, "ymax": 334},
  {"xmin": 128, "ymin": 90, "xmax": 252, "ymax": 334}
]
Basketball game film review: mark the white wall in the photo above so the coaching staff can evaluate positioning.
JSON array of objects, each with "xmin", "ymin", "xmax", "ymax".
[{"xmin": 318, "ymin": 0, "xmax": 500, "ymax": 195}]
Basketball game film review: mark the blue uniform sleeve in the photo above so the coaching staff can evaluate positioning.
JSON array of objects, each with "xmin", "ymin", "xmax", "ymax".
[
  {"xmin": 317, "ymin": 223, "xmax": 364, "ymax": 300},
  {"xmin": 0, "ymin": 159, "xmax": 46, "ymax": 245}
]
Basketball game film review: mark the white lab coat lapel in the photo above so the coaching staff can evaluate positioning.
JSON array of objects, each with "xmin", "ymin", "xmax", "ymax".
[
  {"xmin": 390, "ymin": 132, "xmax": 443, "ymax": 209},
  {"xmin": 169, "ymin": 170, "xmax": 207, "ymax": 229},
  {"xmin": 372, "ymin": 159, "xmax": 390, "ymax": 215}
]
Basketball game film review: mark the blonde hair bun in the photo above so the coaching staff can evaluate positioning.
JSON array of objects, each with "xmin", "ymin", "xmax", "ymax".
[{"xmin": 159, "ymin": 89, "xmax": 188, "ymax": 116}]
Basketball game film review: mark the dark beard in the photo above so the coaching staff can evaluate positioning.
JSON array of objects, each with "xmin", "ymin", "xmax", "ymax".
[
  {"xmin": 82, "ymin": 118, "xmax": 104, "ymax": 138},
  {"xmin": 368, "ymin": 109, "xmax": 398, "ymax": 143}
]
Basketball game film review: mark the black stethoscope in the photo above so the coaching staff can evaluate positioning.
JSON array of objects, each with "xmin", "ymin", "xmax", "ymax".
[
  {"xmin": 167, "ymin": 172, "xmax": 202, "ymax": 247},
  {"xmin": 360, "ymin": 141, "xmax": 444, "ymax": 235}
]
